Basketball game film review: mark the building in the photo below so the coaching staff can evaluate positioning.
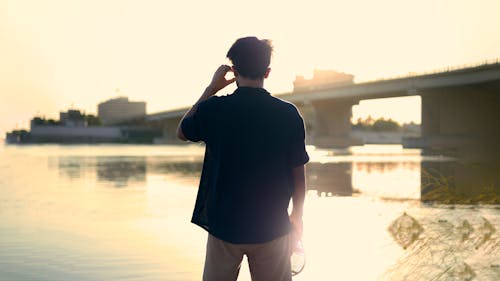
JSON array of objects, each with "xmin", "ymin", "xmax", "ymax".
[
  {"xmin": 6, "ymin": 107, "xmax": 160, "ymax": 144},
  {"xmin": 59, "ymin": 109, "xmax": 86, "ymax": 127},
  {"xmin": 27, "ymin": 109, "xmax": 123, "ymax": 142},
  {"xmin": 98, "ymin": 97, "xmax": 146, "ymax": 125},
  {"xmin": 293, "ymin": 69, "xmax": 354, "ymax": 92},
  {"xmin": 29, "ymin": 124, "xmax": 123, "ymax": 142}
]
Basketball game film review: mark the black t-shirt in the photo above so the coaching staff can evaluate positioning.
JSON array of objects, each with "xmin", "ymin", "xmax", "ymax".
[{"xmin": 181, "ymin": 86, "xmax": 309, "ymax": 244}]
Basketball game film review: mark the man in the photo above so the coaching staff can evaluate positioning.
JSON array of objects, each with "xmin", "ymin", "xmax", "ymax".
[{"xmin": 177, "ymin": 36, "xmax": 309, "ymax": 281}]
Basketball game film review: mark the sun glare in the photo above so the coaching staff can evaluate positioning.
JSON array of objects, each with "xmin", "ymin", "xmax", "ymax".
[{"xmin": 0, "ymin": 0, "xmax": 499, "ymax": 135}]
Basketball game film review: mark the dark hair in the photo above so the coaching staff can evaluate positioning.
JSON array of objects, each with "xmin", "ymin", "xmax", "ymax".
[{"xmin": 226, "ymin": 36, "xmax": 273, "ymax": 80}]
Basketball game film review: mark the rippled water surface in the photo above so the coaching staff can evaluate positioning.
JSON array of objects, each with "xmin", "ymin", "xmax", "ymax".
[{"xmin": 0, "ymin": 144, "xmax": 498, "ymax": 281}]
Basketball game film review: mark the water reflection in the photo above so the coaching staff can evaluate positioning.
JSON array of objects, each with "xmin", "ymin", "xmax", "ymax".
[
  {"xmin": 55, "ymin": 157, "xmax": 85, "ymax": 179},
  {"xmin": 147, "ymin": 157, "xmax": 202, "ymax": 178},
  {"xmin": 54, "ymin": 152, "xmax": 424, "ymax": 200},
  {"xmin": 56, "ymin": 156, "xmax": 147, "ymax": 187},
  {"xmin": 353, "ymin": 161, "xmax": 421, "ymax": 200},
  {"xmin": 55, "ymin": 156, "xmax": 203, "ymax": 188},
  {"xmin": 2, "ymin": 145, "xmax": 497, "ymax": 281},
  {"xmin": 354, "ymin": 161, "xmax": 419, "ymax": 173},
  {"xmin": 307, "ymin": 162, "xmax": 352, "ymax": 196},
  {"xmin": 96, "ymin": 157, "xmax": 146, "ymax": 187}
]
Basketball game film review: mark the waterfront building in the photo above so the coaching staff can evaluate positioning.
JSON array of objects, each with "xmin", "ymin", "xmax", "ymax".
[
  {"xmin": 5, "ymin": 108, "xmax": 160, "ymax": 144},
  {"xmin": 28, "ymin": 109, "xmax": 123, "ymax": 142},
  {"xmin": 98, "ymin": 97, "xmax": 146, "ymax": 125}
]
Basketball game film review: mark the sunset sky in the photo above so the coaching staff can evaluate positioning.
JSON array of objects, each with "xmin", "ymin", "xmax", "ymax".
[{"xmin": 1, "ymin": 0, "xmax": 500, "ymax": 136}]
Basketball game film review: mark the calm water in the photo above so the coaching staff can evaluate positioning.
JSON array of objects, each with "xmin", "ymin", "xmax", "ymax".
[{"xmin": 0, "ymin": 144, "xmax": 498, "ymax": 281}]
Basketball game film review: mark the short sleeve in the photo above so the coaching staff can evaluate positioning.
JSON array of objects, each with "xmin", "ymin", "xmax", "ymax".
[
  {"xmin": 288, "ymin": 108, "xmax": 310, "ymax": 167},
  {"xmin": 181, "ymin": 100, "xmax": 211, "ymax": 142}
]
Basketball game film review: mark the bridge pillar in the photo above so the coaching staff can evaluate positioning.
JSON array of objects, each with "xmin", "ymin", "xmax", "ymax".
[
  {"xmin": 156, "ymin": 117, "xmax": 184, "ymax": 144},
  {"xmin": 307, "ymin": 99, "xmax": 363, "ymax": 148},
  {"xmin": 414, "ymin": 86, "xmax": 500, "ymax": 152},
  {"xmin": 415, "ymin": 86, "xmax": 500, "ymax": 202}
]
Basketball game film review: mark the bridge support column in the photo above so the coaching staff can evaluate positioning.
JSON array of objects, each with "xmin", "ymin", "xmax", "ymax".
[
  {"xmin": 408, "ymin": 87, "xmax": 500, "ymax": 151},
  {"xmin": 157, "ymin": 117, "xmax": 184, "ymax": 144},
  {"xmin": 414, "ymin": 86, "xmax": 500, "ymax": 203},
  {"xmin": 308, "ymin": 99, "xmax": 362, "ymax": 148}
]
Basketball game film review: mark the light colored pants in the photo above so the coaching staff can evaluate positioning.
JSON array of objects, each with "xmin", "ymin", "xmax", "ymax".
[{"xmin": 203, "ymin": 234, "xmax": 292, "ymax": 281}]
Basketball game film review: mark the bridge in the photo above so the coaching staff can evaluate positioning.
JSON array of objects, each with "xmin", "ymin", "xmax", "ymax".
[
  {"xmin": 148, "ymin": 62, "xmax": 500, "ymax": 150},
  {"xmin": 147, "ymin": 62, "xmax": 500, "ymax": 202}
]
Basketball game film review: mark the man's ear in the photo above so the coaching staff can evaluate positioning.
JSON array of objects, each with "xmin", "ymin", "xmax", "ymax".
[{"xmin": 264, "ymin": 68, "xmax": 271, "ymax": 79}]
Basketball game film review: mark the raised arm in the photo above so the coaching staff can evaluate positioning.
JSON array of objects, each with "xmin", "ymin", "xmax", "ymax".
[{"xmin": 176, "ymin": 65, "xmax": 235, "ymax": 141}]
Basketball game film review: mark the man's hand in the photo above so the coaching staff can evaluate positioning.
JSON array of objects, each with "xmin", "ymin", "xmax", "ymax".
[
  {"xmin": 205, "ymin": 65, "xmax": 236, "ymax": 97},
  {"xmin": 176, "ymin": 65, "xmax": 236, "ymax": 141}
]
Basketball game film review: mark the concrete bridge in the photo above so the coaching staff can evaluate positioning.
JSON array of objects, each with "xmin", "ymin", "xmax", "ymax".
[
  {"xmin": 148, "ymin": 62, "xmax": 500, "ymax": 150},
  {"xmin": 147, "ymin": 62, "xmax": 500, "ymax": 202}
]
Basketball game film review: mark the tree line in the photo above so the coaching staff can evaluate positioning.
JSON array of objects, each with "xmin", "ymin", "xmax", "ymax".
[{"xmin": 352, "ymin": 116, "xmax": 419, "ymax": 132}]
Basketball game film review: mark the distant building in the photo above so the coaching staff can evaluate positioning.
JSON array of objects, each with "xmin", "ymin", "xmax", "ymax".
[
  {"xmin": 30, "ymin": 109, "xmax": 87, "ymax": 128},
  {"xmin": 59, "ymin": 109, "xmax": 86, "ymax": 127},
  {"xmin": 293, "ymin": 70, "xmax": 354, "ymax": 92},
  {"xmin": 98, "ymin": 97, "xmax": 146, "ymax": 125},
  {"xmin": 28, "ymin": 109, "xmax": 123, "ymax": 142},
  {"xmin": 6, "ymin": 106, "xmax": 160, "ymax": 144},
  {"xmin": 29, "ymin": 124, "xmax": 123, "ymax": 142}
]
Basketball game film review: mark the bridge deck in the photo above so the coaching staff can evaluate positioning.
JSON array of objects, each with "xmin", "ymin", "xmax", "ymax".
[{"xmin": 147, "ymin": 62, "xmax": 500, "ymax": 120}]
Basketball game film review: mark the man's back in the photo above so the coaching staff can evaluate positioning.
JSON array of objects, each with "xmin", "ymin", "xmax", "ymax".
[{"xmin": 183, "ymin": 86, "xmax": 308, "ymax": 244}]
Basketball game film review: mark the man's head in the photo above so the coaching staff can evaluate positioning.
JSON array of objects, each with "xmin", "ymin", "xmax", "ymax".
[{"xmin": 226, "ymin": 36, "xmax": 273, "ymax": 80}]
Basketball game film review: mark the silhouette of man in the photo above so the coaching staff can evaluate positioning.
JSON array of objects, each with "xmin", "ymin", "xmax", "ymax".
[{"xmin": 177, "ymin": 36, "xmax": 309, "ymax": 281}]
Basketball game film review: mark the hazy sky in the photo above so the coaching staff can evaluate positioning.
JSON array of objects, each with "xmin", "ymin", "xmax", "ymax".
[{"xmin": 1, "ymin": 0, "xmax": 500, "ymax": 136}]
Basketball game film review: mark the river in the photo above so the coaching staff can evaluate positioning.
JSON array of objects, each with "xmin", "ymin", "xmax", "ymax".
[{"xmin": 0, "ymin": 144, "xmax": 497, "ymax": 281}]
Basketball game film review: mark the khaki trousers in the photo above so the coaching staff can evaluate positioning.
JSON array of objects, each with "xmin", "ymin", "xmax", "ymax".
[{"xmin": 203, "ymin": 234, "xmax": 292, "ymax": 281}]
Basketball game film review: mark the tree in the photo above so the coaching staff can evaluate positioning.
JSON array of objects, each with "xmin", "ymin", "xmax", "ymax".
[
  {"xmin": 47, "ymin": 119, "xmax": 59, "ymax": 125},
  {"xmin": 32, "ymin": 117, "xmax": 46, "ymax": 126},
  {"xmin": 352, "ymin": 117, "xmax": 402, "ymax": 132},
  {"xmin": 372, "ymin": 118, "xmax": 401, "ymax": 132}
]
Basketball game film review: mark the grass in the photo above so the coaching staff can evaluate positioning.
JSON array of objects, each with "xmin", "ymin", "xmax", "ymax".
[{"xmin": 421, "ymin": 169, "xmax": 499, "ymax": 205}]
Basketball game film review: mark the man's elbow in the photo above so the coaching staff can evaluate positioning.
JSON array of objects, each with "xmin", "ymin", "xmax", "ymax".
[{"xmin": 176, "ymin": 126, "xmax": 188, "ymax": 141}]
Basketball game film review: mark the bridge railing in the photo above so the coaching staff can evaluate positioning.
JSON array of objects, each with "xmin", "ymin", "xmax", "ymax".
[{"xmin": 360, "ymin": 58, "xmax": 500, "ymax": 83}]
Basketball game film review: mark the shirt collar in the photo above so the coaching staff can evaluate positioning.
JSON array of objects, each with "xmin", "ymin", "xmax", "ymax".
[{"xmin": 233, "ymin": 86, "xmax": 270, "ymax": 96}]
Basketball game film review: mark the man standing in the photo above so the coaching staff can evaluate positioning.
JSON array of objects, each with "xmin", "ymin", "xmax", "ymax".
[{"xmin": 177, "ymin": 37, "xmax": 309, "ymax": 281}]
